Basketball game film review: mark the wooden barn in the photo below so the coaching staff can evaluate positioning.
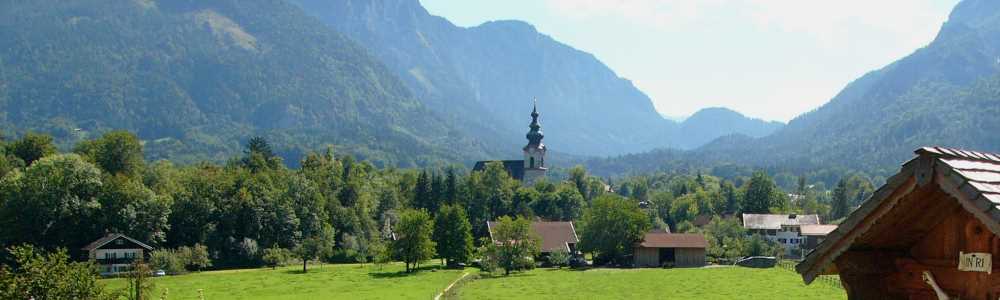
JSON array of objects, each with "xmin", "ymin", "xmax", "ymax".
[
  {"xmin": 797, "ymin": 147, "xmax": 1000, "ymax": 299},
  {"xmin": 633, "ymin": 230, "xmax": 707, "ymax": 268}
]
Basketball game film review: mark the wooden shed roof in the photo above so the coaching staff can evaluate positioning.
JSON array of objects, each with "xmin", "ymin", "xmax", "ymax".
[
  {"xmin": 796, "ymin": 146, "xmax": 1000, "ymax": 284},
  {"xmin": 638, "ymin": 230, "xmax": 707, "ymax": 249}
]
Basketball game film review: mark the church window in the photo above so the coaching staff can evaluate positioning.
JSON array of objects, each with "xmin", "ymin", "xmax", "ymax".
[{"xmin": 530, "ymin": 157, "xmax": 535, "ymax": 168}]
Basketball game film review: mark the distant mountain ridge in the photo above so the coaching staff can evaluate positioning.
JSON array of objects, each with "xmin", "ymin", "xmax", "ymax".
[
  {"xmin": 586, "ymin": 0, "xmax": 1000, "ymax": 176},
  {"xmin": 677, "ymin": 107, "xmax": 783, "ymax": 149}
]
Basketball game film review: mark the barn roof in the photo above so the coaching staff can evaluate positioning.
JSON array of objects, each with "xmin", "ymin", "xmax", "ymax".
[
  {"xmin": 796, "ymin": 146, "xmax": 1000, "ymax": 284},
  {"xmin": 741, "ymin": 214, "xmax": 820, "ymax": 230},
  {"xmin": 473, "ymin": 160, "xmax": 525, "ymax": 181},
  {"xmin": 799, "ymin": 224, "xmax": 837, "ymax": 236},
  {"xmin": 82, "ymin": 233, "xmax": 153, "ymax": 251},
  {"xmin": 637, "ymin": 230, "xmax": 707, "ymax": 249},
  {"xmin": 487, "ymin": 221, "xmax": 578, "ymax": 253}
]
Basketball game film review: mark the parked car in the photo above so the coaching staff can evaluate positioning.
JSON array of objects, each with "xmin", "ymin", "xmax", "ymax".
[
  {"xmin": 568, "ymin": 254, "xmax": 588, "ymax": 269},
  {"xmin": 154, "ymin": 269, "xmax": 167, "ymax": 277},
  {"xmin": 446, "ymin": 261, "xmax": 466, "ymax": 269}
]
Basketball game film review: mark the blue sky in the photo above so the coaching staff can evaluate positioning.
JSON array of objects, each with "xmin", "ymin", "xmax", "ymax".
[{"xmin": 420, "ymin": 0, "xmax": 961, "ymax": 122}]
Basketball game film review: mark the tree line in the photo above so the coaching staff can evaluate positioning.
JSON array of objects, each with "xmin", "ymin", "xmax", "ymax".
[{"xmin": 0, "ymin": 130, "xmax": 876, "ymax": 280}]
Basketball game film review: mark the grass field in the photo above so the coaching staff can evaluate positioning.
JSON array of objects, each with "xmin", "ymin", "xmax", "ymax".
[
  {"xmin": 446, "ymin": 266, "xmax": 847, "ymax": 300},
  {"xmin": 102, "ymin": 263, "xmax": 465, "ymax": 300},
  {"xmin": 102, "ymin": 264, "xmax": 845, "ymax": 299}
]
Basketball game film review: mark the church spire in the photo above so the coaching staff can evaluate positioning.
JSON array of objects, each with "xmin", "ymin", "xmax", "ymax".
[{"xmin": 526, "ymin": 100, "xmax": 543, "ymax": 146}]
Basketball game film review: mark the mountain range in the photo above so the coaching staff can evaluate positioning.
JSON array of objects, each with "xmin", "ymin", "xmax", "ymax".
[
  {"xmin": 588, "ymin": 0, "xmax": 1000, "ymax": 177},
  {"xmin": 4, "ymin": 0, "xmax": 989, "ymax": 178},
  {"xmin": 0, "ymin": 0, "xmax": 779, "ymax": 166},
  {"xmin": 291, "ymin": 0, "xmax": 780, "ymax": 156}
]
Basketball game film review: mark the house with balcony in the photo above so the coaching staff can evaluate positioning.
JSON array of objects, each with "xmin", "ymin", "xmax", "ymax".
[{"xmin": 82, "ymin": 233, "xmax": 153, "ymax": 275}]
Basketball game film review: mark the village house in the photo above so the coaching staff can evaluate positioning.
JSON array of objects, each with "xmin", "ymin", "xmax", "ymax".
[
  {"xmin": 633, "ymin": 229, "xmax": 707, "ymax": 268},
  {"xmin": 797, "ymin": 147, "xmax": 1000, "ymax": 299},
  {"xmin": 82, "ymin": 233, "xmax": 154, "ymax": 276},
  {"xmin": 487, "ymin": 220, "xmax": 579, "ymax": 255},
  {"xmin": 742, "ymin": 213, "xmax": 820, "ymax": 257},
  {"xmin": 474, "ymin": 102, "xmax": 547, "ymax": 185}
]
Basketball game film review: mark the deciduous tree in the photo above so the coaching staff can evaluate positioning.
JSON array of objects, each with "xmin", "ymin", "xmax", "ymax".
[
  {"xmin": 392, "ymin": 209, "xmax": 435, "ymax": 273},
  {"xmin": 579, "ymin": 195, "xmax": 650, "ymax": 266},
  {"xmin": 481, "ymin": 216, "xmax": 540, "ymax": 276}
]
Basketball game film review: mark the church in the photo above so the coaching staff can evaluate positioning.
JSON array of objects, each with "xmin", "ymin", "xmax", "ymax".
[{"xmin": 473, "ymin": 103, "xmax": 548, "ymax": 184}]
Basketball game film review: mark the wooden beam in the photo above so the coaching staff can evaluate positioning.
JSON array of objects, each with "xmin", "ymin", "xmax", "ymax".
[
  {"xmin": 799, "ymin": 173, "xmax": 917, "ymax": 284},
  {"xmin": 935, "ymin": 167, "xmax": 1000, "ymax": 238}
]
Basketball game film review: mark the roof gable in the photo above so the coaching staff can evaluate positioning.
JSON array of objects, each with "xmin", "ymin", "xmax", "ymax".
[
  {"xmin": 796, "ymin": 147, "xmax": 1000, "ymax": 284},
  {"xmin": 82, "ymin": 233, "xmax": 154, "ymax": 251}
]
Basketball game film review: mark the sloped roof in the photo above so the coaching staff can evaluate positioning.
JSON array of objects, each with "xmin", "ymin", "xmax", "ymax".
[
  {"xmin": 741, "ymin": 214, "xmax": 820, "ymax": 230},
  {"xmin": 82, "ymin": 233, "xmax": 153, "ymax": 251},
  {"xmin": 473, "ymin": 160, "xmax": 525, "ymax": 181},
  {"xmin": 638, "ymin": 230, "xmax": 707, "ymax": 248},
  {"xmin": 799, "ymin": 224, "xmax": 837, "ymax": 236},
  {"xmin": 796, "ymin": 147, "xmax": 1000, "ymax": 284},
  {"xmin": 487, "ymin": 221, "xmax": 578, "ymax": 252}
]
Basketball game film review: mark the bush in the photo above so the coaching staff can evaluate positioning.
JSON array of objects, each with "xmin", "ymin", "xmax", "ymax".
[
  {"xmin": 149, "ymin": 249, "xmax": 186, "ymax": 275},
  {"xmin": 262, "ymin": 246, "xmax": 291, "ymax": 270},
  {"xmin": 548, "ymin": 250, "xmax": 570, "ymax": 269},
  {"xmin": 150, "ymin": 244, "xmax": 213, "ymax": 274},
  {"xmin": 0, "ymin": 245, "xmax": 117, "ymax": 300}
]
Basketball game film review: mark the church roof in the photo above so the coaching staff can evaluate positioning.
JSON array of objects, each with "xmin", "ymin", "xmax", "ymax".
[{"xmin": 473, "ymin": 160, "xmax": 524, "ymax": 181}]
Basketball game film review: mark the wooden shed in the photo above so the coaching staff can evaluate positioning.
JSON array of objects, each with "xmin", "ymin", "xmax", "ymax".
[
  {"xmin": 796, "ymin": 147, "xmax": 1000, "ymax": 299},
  {"xmin": 634, "ymin": 230, "xmax": 707, "ymax": 268}
]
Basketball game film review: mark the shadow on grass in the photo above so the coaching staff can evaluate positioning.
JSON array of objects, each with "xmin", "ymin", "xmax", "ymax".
[
  {"xmin": 474, "ymin": 271, "xmax": 536, "ymax": 280},
  {"xmin": 368, "ymin": 265, "xmax": 442, "ymax": 279},
  {"xmin": 542, "ymin": 267, "xmax": 592, "ymax": 272}
]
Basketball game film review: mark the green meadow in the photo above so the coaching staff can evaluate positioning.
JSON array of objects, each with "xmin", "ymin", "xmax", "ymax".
[
  {"xmin": 102, "ymin": 263, "xmax": 464, "ymax": 300},
  {"xmin": 103, "ymin": 264, "xmax": 845, "ymax": 299},
  {"xmin": 447, "ymin": 267, "xmax": 845, "ymax": 300}
]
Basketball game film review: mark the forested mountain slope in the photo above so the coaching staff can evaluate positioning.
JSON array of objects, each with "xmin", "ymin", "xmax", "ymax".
[
  {"xmin": 0, "ymin": 0, "xmax": 492, "ymax": 167},
  {"xmin": 585, "ymin": 0, "xmax": 1000, "ymax": 176}
]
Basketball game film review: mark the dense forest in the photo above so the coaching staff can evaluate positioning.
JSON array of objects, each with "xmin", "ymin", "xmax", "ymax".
[{"xmin": 0, "ymin": 130, "xmax": 875, "ymax": 271}]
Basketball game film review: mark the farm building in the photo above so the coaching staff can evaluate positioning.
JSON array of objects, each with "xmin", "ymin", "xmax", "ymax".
[
  {"xmin": 633, "ymin": 230, "xmax": 707, "ymax": 268},
  {"xmin": 797, "ymin": 147, "xmax": 1000, "ymax": 299},
  {"xmin": 800, "ymin": 224, "xmax": 837, "ymax": 253},
  {"xmin": 82, "ymin": 233, "xmax": 153, "ymax": 275},
  {"xmin": 742, "ymin": 213, "xmax": 821, "ymax": 257},
  {"xmin": 487, "ymin": 221, "xmax": 579, "ymax": 254}
]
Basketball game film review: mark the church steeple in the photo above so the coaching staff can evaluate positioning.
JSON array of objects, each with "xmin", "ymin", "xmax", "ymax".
[{"xmin": 526, "ymin": 100, "xmax": 544, "ymax": 146}]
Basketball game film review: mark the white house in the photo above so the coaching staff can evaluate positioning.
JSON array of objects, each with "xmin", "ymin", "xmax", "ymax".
[
  {"xmin": 82, "ymin": 233, "xmax": 154, "ymax": 275},
  {"xmin": 741, "ymin": 214, "xmax": 820, "ymax": 257}
]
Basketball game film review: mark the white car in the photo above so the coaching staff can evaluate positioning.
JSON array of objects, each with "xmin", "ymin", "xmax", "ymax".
[{"xmin": 154, "ymin": 269, "xmax": 167, "ymax": 277}]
